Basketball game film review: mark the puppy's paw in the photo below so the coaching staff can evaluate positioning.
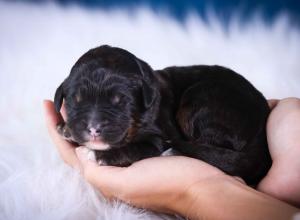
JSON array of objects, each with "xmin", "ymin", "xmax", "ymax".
[
  {"xmin": 56, "ymin": 123, "xmax": 65, "ymax": 135},
  {"xmin": 95, "ymin": 152, "xmax": 111, "ymax": 166},
  {"xmin": 97, "ymin": 159, "xmax": 108, "ymax": 166},
  {"xmin": 77, "ymin": 147, "xmax": 107, "ymax": 166},
  {"xmin": 57, "ymin": 123, "xmax": 73, "ymax": 141},
  {"xmin": 87, "ymin": 149, "xmax": 96, "ymax": 162},
  {"xmin": 94, "ymin": 151, "xmax": 133, "ymax": 167},
  {"xmin": 76, "ymin": 146, "xmax": 97, "ymax": 163}
]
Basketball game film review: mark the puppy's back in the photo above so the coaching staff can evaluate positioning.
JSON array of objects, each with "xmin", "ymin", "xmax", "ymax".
[{"xmin": 161, "ymin": 65, "xmax": 272, "ymax": 185}]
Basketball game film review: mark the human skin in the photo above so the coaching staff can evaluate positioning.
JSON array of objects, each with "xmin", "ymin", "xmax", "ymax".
[
  {"xmin": 44, "ymin": 98, "xmax": 300, "ymax": 219},
  {"xmin": 258, "ymin": 98, "xmax": 300, "ymax": 207}
]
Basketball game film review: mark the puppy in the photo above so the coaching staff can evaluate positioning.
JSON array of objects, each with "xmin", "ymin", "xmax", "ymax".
[{"xmin": 54, "ymin": 45, "xmax": 271, "ymax": 185}]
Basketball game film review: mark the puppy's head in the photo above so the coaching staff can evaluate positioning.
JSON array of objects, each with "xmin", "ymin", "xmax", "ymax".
[{"xmin": 54, "ymin": 45, "xmax": 159, "ymax": 149}]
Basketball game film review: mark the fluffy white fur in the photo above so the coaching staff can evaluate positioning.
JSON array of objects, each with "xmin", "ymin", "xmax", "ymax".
[{"xmin": 0, "ymin": 1, "xmax": 299, "ymax": 219}]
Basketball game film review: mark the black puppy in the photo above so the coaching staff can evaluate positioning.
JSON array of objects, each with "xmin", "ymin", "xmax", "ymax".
[{"xmin": 54, "ymin": 45, "xmax": 271, "ymax": 185}]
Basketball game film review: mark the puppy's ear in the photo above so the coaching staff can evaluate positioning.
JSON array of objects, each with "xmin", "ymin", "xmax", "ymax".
[
  {"xmin": 142, "ymin": 80, "xmax": 157, "ymax": 109},
  {"xmin": 135, "ymin": 59, "xmax": 157, "ymax": 109},
  {"xmin": 54, "ymin": 82, "xmax": 64, "ymax": 112}
]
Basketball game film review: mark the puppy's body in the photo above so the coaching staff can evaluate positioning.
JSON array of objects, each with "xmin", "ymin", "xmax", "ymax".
[
  {"xmin": 55, "ymin": 45, "xmax": 271, "ymax": 185},
  {"xmin": 158, "ymin": 66, "xmax": 271, "ymax": 184}
]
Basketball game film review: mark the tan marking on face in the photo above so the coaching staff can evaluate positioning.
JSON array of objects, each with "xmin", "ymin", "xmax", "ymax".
[
  {"xmin": 125, "ymin": 114, "xmax": 141, "ymax": 143},
  {"xmin": 76, "ymin": 93, "xmax": 82, "ymax": 103}
]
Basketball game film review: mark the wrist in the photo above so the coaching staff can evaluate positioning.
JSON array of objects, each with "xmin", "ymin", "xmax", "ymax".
[
  {"xmin": 169, "ymin": 175, "xmax": 236, "ymax": 219},
  {"xmin": 171, "ymin": 175, "xmax": 299, "ymax": 220}
]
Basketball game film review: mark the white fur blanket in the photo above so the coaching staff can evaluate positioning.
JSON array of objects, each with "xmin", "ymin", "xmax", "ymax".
[{"xmin": 0, "ymin": 1, "xmax": 300, "ymax": 220}]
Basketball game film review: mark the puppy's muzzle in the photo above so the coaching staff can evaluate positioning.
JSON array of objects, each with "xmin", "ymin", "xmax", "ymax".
[
  {"xmin": 89, "ymin": 127, "xmax": 101, "ymax": 137},
  {"xmin": 87, "ymin": 122, "xmax": 108, "ymax": 140}
]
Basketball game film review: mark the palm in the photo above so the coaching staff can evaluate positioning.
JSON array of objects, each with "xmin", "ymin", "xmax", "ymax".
[{"xmin": 94, "ymin": 155, "xmax": 227, "ymax": 212}]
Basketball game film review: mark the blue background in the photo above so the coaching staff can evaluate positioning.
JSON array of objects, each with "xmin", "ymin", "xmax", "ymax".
[{"xmin": 51, "ymin": 0, "xmax": 300, "ymax": 26}]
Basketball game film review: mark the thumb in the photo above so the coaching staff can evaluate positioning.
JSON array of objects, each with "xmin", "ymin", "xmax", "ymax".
[{"xmin": 75, "ymin": 147, "xmax": 127, "ymax": 199}]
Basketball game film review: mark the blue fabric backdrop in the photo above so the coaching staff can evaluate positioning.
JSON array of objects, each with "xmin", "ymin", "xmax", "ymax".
[{"xmin": 51, "ymin": 0, "xmax": 300, "ymax": 26}]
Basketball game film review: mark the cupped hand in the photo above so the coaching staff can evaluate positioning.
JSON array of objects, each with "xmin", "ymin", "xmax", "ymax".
[
  {"xmin": 258, "ymin": 98, "xmax": 300, "ymax": 207},
  {"xmin": 43, "ymin": 100, "xmax": 231, "ymax": 215}
]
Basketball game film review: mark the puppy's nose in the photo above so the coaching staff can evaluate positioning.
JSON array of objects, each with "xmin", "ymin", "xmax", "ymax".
[{"xmin": 89, "ymin": 127, "xmax": 101, "ymax": 137}]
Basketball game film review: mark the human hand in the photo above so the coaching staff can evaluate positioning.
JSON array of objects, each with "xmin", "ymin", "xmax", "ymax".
[
  {"xmin": 258, "ymin": 98, "xmax": 300, "ymax": 207},
  {"xmin": 266, "ymin": 98, "xmax": 299, "ymax": 159},
  {"xmin": 43, "ymin": 99, "xmax": 234, "ymax": 216}
]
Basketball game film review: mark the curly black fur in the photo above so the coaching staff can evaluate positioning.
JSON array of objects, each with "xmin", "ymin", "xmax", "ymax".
[{"xmin": 54, "ymin": 45, "xmax": 272, "ymax": 185}]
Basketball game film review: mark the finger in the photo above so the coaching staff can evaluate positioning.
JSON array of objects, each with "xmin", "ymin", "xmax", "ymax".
[
  {"xmin": 268, "ymin": 99, "xmax": 280, "ymax": 109},
  {"xmin": 43, "ymin": 100, "xmax": 80, "ymax": 169},
  {"xmin": 44, "ymin": 100, "xmax": 129, "ymax": 200},
  {"xmin": 44, "ymin": 99, "xmax": 64, "ymax": 128},
  {"xmin": 75, "ymin": 147, "xmax": 127, "ymax": 198}
]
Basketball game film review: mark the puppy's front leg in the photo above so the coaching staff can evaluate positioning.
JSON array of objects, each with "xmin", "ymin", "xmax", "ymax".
[
  {"xmin": 56, "ymin": 122, "xmax": 74, "ymax": 142},
  {"xmin": 95, "ymin": 143, "xmax": 162, "ymax": 167}
]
